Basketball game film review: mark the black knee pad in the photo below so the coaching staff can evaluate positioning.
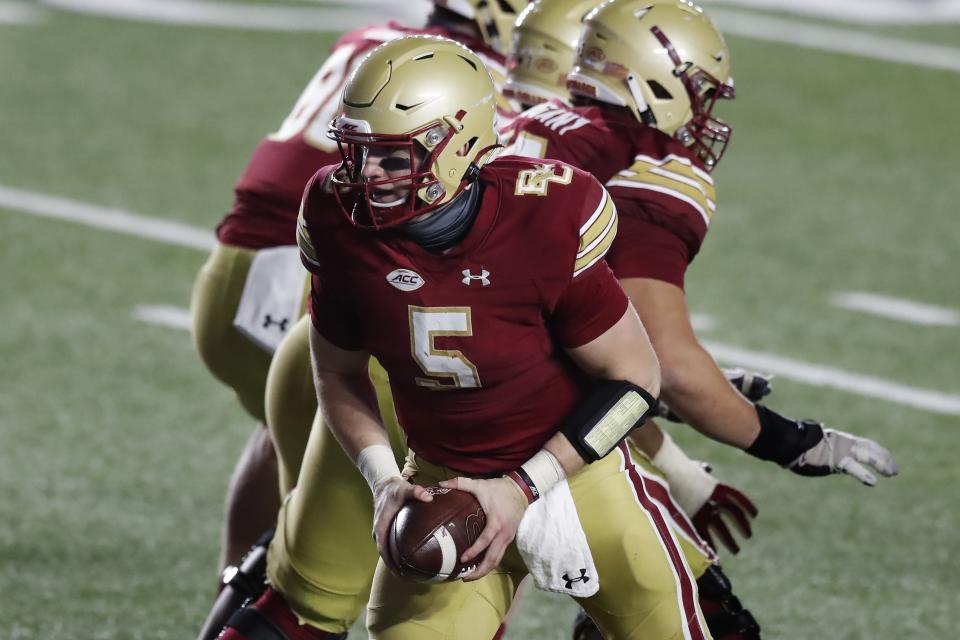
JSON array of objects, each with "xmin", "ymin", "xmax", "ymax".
[
  {"xmin": 571, "ymin": 608, "xmax": 603, "ymax": 640},
  {"xmin": 196, "ymin": 529, "xmax": 274, "ymax": 640},
  {"xmin": 224, "ymin": 606, "xmax": 347, "ymax": 640},
  {"xmin": 697, "ymin": 566, "xmax": 762, "ymax": 639},
  {"xmin": 572, "ymin": 568, "xmax": 761, "ymax": 640},
  {"xmin": 224, "ymin": 528, "xmax": 274, "ymax": 597},
  {"xmin": 225, "ymin": 607, "xmax": 290, "ymax": 640}
]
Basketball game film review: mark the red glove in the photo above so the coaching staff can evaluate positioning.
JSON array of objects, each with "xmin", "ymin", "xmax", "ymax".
[
  {"xmin": 652, "ymin": 432, "xmax": 760, "ymax": 556},
  {"xmin": 691, "ymin": 482, "xmax": 758, "ymax": 555}
]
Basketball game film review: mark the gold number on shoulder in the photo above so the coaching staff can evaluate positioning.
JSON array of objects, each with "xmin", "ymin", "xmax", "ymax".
[{"xmin": 515, "ymin": 163, "xmax": 574, "ymax": 197}]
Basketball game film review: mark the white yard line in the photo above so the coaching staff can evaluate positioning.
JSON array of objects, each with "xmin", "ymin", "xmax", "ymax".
[
  {"xmin": 690, "ymin": 313, "xmax": 716, "ymax": 332},
  {"xmin": 703, "ymin": 340, "xmax": 960, "ymax": 416},
  {"xmin": 0, "ymin": 1, "xmax": 43, "ymax": 23},
  {"xmin": 0, "ymin": 185, "xmax": 214, "ymax": 251},
  {"xmin": 709, "ymin": 8, "xmax": 960, "ymax": 73},
  {"xmin": 135, "ymin": 302, "xmax": 960, "ymax": 416},
  {"xmin": 705, "ymin": 0, "xmax": 960, "ymax": 25},
  {"xmin": 40, "ymin": 0, "xmax": 960, "ymax": 73},
  {"xmin": 4, "ymin": 183, "xmax": 957, "ymax": 416},
  {"xmin": 831, "ymin": 291, "xmax": 960, "ymax": 327},
  {"xmin": 133, "ymin": 305, "xmax": 193, "ymax": 331},
  {"xmin": 40, "ymin": 0, "xmax": 427, "ymax": 31}
]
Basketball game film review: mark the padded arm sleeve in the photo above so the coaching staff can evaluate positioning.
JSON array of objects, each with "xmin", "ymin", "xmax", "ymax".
[{"xmin": 560, "ymin": 379, "xmax": 659, "ymax": 462}]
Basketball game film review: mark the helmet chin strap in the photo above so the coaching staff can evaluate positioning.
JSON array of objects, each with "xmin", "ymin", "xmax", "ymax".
[{"xmin": 625, "ymin": 74, "xmax": 657, "ymax": 127}]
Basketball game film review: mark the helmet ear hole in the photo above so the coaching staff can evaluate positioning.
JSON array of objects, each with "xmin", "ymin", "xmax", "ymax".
[
  {"xmin": 647, "ymin": 80, "xmax": 673, "ymax": 100},
  {"xmin": 456, "ymin": 137, "xmax": 479, "ymax": 158}
]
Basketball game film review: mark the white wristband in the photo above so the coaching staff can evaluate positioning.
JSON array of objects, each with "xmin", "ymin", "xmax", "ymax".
[
  {"xmin": 356, "ymin": 444, "xmax": 401, "ymax": 493},
  {"xmin": 507, "ymin": 449, "xmax": 566, "ymax": 503},
  {"xmin": 650, "ymin": 430, "xmax": 717, "ymax": 515}
]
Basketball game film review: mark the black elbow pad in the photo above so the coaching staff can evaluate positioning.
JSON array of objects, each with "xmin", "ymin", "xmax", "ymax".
[{"xmin": 560, "ymin": 380, "xmax": 659, "ymax": 462}]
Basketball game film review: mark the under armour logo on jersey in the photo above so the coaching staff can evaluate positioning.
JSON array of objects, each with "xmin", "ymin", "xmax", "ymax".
[
  {"xmin": 562, "ymin": 569, "xmax": 591, "ymax": 589},
  {"xmin": 462, "ymin": 269, "xmax": 490, "ymax": 286},
  {"xmin": 262, "ymin": 315, "xmax": 289, "ymax": 332}
]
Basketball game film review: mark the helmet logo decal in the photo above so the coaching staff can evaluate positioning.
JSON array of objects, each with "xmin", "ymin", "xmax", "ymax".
[
  {"xmin": 534, "ymin": 57, "xmax": 558, "ymax": 74},
  {"xmin": 582, "ymin": 46, "xmax": 606, "ymax": 67}
]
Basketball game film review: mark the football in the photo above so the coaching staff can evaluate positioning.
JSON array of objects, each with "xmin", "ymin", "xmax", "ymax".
[{"xmin": 387, "ymin": 486, "xmax": 487, "ymax": 582}]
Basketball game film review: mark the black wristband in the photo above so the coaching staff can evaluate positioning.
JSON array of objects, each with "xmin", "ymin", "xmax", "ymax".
[{"xmin": 746, "ymin": 404, "xmax": 824, "ymax": 466}]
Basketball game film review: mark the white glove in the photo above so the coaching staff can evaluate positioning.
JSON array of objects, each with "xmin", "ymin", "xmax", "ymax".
[{"xmin": 788, "ymin": 426, "xmax": 899, "ymax": 486}]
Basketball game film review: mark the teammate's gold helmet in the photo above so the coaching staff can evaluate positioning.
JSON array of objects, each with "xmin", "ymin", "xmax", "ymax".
[
  {"xmin": 567, "ymin": 0, "xmax": 735, "ymax": 169},
  {"xmin": 434, "ymin": 0, "xmax": 531, "ymax": 53},
  {"xmin": 328, "ymin": 36, "xmax": 499, "ymax": 229},
  {"xmin": 504, "ymin": 0, "xmax": 602, "ymax": 106}
]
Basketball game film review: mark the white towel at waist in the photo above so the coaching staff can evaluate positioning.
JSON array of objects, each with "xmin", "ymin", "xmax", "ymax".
[
  {"xmin": 233, "ymin": 245, "xmax": 308, "ymax": 353},
  {"xmin": 515, "ymin": 479, "xmax": 599, "ymax": 598}
]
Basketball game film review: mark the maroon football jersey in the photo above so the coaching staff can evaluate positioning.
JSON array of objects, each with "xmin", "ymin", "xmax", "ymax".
[
  {"xmin": 297, "ymin": 159, "xmax": 627, "ymax": 474},
  {"xmin": 217, "ymin": 22, "xmax": 515, "ymax": 250},
  {"xmin": 503, "ymin": 100, "xmax": 718, "ymax": 288}
]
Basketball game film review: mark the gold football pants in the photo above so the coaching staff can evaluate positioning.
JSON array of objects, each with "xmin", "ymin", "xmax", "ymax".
[
  {"xmin": 265, "ymin": 317, "xmax": 713, "ymax": 636},
  {"xmin": 265, "ymin": 317, "xmax": 405, "ymax": 633},
  {"xmin": 190, "ymin": 243, "xmax": 272, "ymax": 422},
  {"xmin": 365, "ymin": 447, "xmax": 712, "ymax": 640}
]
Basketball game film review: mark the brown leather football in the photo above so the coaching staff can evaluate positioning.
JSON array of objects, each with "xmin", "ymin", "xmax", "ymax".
[{"xmin": 387, "ymin": 486, "xmax": 487, "ymax": 582}]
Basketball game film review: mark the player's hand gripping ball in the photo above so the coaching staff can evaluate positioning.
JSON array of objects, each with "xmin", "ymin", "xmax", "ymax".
[{"xmin": 387, "ymin": 486, "xmax": 487, "ymax": 582}]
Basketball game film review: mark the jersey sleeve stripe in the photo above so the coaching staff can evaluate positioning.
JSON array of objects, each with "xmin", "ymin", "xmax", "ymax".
[
  {"xmin": 574, "ymin": 195, "xmax": 618, "ymax": 278},
  {"xmin": 296, "ymin": 211, "xmax": 321, "ymax": 269},
  {"xmin": 612, "ymin": 170, "xmax": 715, "ymax": 216},
  {"xmin": 647, "ymin": 166, "xmax": 715, "ymax": 202},
  {"xmin": 577, "ymin": 203, "xmax": 616, "ymax": 260},
  {"xmin": 579, "ymin": 188, "xmax": 610, "ymax": 236},
  {"xmin": 614, "ymin": 164, "xmax": 716, "ymax": 207},
  {"xmin": 632, "ymin": 153, "xmax": 714, "ymax": 186},
  {"xmin": 605, "ymin": 179, "xmax": 712, "ymax": 228},
  {"xmin": 578, "ymin": 190, "xmax": 615, "ymax": 249}
]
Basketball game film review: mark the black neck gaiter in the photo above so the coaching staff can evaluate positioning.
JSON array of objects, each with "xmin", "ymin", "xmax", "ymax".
[{"xmin": 401, "ymin": 183, "xmax": 484, "ymax": 253}]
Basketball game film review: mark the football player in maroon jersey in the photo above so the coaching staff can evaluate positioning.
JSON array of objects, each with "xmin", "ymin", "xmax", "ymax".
[
  {"xmin": 191, "ymin": 2, "xmax": 528, "ymax": 638},
  {"xmin": 506, "ymin": 0, "xmax": 768, "ymax": 560},
  {"xmin": 219, "ymin": 34, "xmax": 718, "ymax": 640},
  {"xmin": 501, "ymin": 0, "xmax": 899, "ymax": 637}
]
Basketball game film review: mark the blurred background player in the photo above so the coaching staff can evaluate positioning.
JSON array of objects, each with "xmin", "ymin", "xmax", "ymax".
[
  {"xmin": 507, "ymin": 0, "xmax": 766, "ymax": 559},
  {"xmin": 192, "ymin": 1, "xmax": 530, "ymax": 637},
  {"xmin": 504, "ymin": 2, "xmax": 761, "ymax": 637},
  {"xmin": 500, "ymin": 0, "xmax": 898, "ymax": 636}
]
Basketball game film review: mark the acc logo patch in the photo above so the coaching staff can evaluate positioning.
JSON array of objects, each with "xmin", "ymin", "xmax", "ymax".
[{"xmin": 386, "ymin": 268, "xmax": 425, "ymax": 291}]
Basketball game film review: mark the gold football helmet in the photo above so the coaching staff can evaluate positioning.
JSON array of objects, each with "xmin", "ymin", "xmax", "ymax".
[
  {"xmin": 328, "ymin": 36, "xmax": 499, "ymax": 229},
  {"xmin": 434, "ymin": 0, "xmax": 531, "ymax": 52},
  {"xmin": 567, "ymin": 0, "xmax": 735, "ymax": 169},
  {"xmin": 504, "ymin": 0, "xmax": 602, "ymax": 106}
]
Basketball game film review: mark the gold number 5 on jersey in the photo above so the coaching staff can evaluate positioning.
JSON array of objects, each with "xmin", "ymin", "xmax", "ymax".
[{"xmin": 409, "ymin": 306, "xmax": 482, "ymax": 390}]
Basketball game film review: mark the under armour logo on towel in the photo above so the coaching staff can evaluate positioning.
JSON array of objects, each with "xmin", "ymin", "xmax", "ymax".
[
  {"xmin": 562, "ymin": 569, "xmax": 590, "ymax": 589},
  {"xmin": 462, "ymin": 269, "xmax": 491, "ymax": 286},
  {"xmin": 262, "ymin": 315, "xmax": 290, "ymax": 332}
]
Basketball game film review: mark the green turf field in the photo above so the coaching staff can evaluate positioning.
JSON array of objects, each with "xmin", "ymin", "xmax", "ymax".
[{"xmin": 2, "ymin": 3, "xmax": 958, "ymax": 638}]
